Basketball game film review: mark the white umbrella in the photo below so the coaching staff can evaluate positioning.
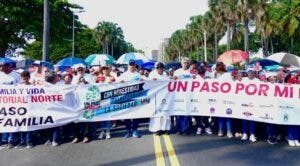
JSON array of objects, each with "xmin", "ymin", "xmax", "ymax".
[
  {"xmin": 116, "ymin": 52, "xmax": 150, "ymax": 64},
  {"xmin": 267, "ymin": 52, "xmax": 300, "ymax": 67}
]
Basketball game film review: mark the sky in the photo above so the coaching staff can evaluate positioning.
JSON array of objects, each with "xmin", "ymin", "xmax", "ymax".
[{"xmin": 69, "ymin": 0, "xmax": 208, "ymax": 57}]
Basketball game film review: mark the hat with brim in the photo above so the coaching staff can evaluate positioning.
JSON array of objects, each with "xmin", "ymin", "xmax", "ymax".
[{"xmin": 72, "ymin": 63, "xmax": 86, "ymax": 70}]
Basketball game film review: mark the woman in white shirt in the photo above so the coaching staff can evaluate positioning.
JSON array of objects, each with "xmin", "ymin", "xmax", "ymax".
[{"xmin": 148, "ymin": 62, "xmax": 171, "ymax": 135}]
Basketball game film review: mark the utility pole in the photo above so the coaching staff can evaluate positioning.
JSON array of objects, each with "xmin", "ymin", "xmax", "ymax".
[
  {"xmin": 72, "ymin": 10, "xmax": 85, "ymax": 58},
  {"xmin": 42, "ymin": 0, "xmax": 50, "ymax": 61},
  {"xmin": 204, "ymin": 31, "xmax": 207, "ymax": 62}
]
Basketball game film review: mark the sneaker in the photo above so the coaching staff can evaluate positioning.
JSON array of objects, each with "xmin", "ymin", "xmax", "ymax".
[
  {"xmin": 241, "ymin": 133, "xmax": 248, "ymax": 141},
  {"xmin": 124, "ymin": 132, "xmax": 132, "ymax": 138},
  {"xmin": 45, "ymin": 140, "xmax": 51, "ymax": 146},
  {"xmin": 26, "ymin": 143, "xmax": 34, "ymax": 149},
  {"xmin": 249, "ymin": 134, "xmax": 257, "ymax": 142},
  {"xmin": 205, "ymin": 127, "xmax": 213, "ymax": 135},
  {"xmin": 14, "ymin": 143, "xmax": 26, "ymax": 149},
  {"xmin": 98, "ymin": 130, "xmax": 105, "ymax": 140},
  {"xmin": 132, "ymin": 130, "xmax": 141, "ymax": 138},
  {"xmin": 52, "ymin": 141, "xmax": 59, "ymax": 147},
  {"xmin": 235, "ymin": 133, "xmax": 242, "ymax": 138},
  {"xmin": 295, "ymin": 140, "xmax": 300, "ymax": 146},
  {"xmin": 105, "ymin": 131, "xmax": 111, "ymax": 139},
  {"xmin": 218, "ymin": 131, "xmax": 224, "ymax": 137},
  {"xmin": 288, "ymin": 140, "xmax": 296, "ymax": 147},
  {"xmin": 267, "ymin": 138, "xmax": 277, "ymax": 145},
  {"xmin": 196, "ymin": 127, "xmax": 202, "ymax": 135},
  {"xmin": 7, "ymin": 142, "xmax": 14, "ymax": 149},
  {"xmin": 227, "ymin": 132, "xmax": 233, "ymax": 138},
  {"xmin": 82, "ymin": 137, "xmax": 89, "ymax": 143},
  {"xmin": 71, "ymin": 138, "xmax": 79, "ymax": 144}
]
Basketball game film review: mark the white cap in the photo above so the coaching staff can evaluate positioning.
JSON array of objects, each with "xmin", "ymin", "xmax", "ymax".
[
  {"xmin": 72, "ymin": 63, "xmax": 86, "ymax": 70},
  {"xmin": 266, "ymin": 72, "xmax": 277, "ymax": 78},
  {"xmin": 34, "ymin": 60, "xmax": 41, "ymax": 65}
]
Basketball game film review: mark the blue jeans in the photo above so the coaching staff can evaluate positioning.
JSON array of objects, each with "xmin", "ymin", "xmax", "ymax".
[
  {"xmin": 20, "ymin": 132, "xmax": 33, "ymax": 144},
  {"xmin": 219, "ymin": 118, "xmax": 232, "ymax": 133},
  {"xmin": 288, "ymin": 125, "xmax": 299, "ymax": 140},
  {"xmin": 1, "ymin": 133, "xmax": 15, "ymax": 143},
  {"xmin": 124, "ymin": 119, "xmax": 139, "ymax": 132},
  {"xmin": 266, "ymin": 124, "xmax": 277, "ymax": 139},
  {"xmin": 47, "ymin": 127, "xmax": 60, "ymax": 142},
  {"xmin": 242, "ymin": 120, "xmax": 255, "ymax": 135},
  {"xmin": 100, "ymin": 121, "xmax": 112, "ymax": 130},
  {"xmin": 175, "ymin": 116, "xmax": 189, "ymax": 132}
]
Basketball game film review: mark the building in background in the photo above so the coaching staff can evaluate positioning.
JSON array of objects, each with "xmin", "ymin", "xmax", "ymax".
[
  {"xmin": 157, "ymin": 38, "xmax": 169, "ymax": 62},
  {"xmin": 151, "ymin": 50, "xmax": 159, "ymax": 61}
]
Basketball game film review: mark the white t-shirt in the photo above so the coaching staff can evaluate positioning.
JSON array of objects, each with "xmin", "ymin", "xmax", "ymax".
[
  {"xmin": 216, "ymin": 72, "xmax": 232, "ymax": 81},
  {"xmin": 0, "ymin": 71, "xmax": 18, "ymax": 85},
  {"xmin": 8, "ymin": 71, "xmax": 21, "ymax": 84},
  {"xmin": 72, "ymin": 74, "xmax": 95, "ymax": 85},
  {"xmin": 148, "ymin": 70, "xmax": 169, "ymax": 80},
  {"xmin": 30, "ymin": 72, "xmax": 45, "ymax": 85},
  {"xmin": 118, "ymin": 71, "xmax": 141, "ymax": 82},
  {"xmin": 174, "ymin": 68, "xmax": 191, "ymax": 79}
]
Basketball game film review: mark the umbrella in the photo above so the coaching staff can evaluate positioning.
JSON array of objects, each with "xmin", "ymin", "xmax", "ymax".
[
  {"xmin": 266, "ymin": 52, "xmax": 300, "ymax": 67},
  {"xmin": 56, "ymin": 57, "xmax": 86, "ymax": 68},
  {"xmin": 165, "ymin": 62, "xmax": 181, "ymax": 71},
  {"xmin": 141, "ymin": 61, "xmax": 156, "ymax": 70},
  {"xmin": 217, "ymin": 50, "xmax": 249, "ymax": 64},
  {"xmin": 249, "ymin": 59, "xmax": 280, "ymax": 69},
  {"xmin": 16, "ymin": 59, "xmax": 34, "ymax": 69},
  {"xmin": 34, "ymin": 61, "xmax": 54, "ymax": 70},
  {"xmin": 0, "ymin": 57, "xmax": 15, "ymax": 65},
  {"xmin": 85, "ymin": 54, "xmax": 115, "ymax": 66},
  {"xmin": 116, "ymin": 52, "xmax": 150, "ymax": 64}
]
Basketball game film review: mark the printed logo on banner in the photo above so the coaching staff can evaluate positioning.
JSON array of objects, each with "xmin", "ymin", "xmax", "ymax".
[
  {"xmin": 191, "ymin": 99, "xmax": 200, "ymax": 103},
  {"xmin": 279, "ymin": 105, "xmax": 294, "ymax": 109},
  {"xmin": 259, "ymin": 104, "xmax": 274, "ymax": 108},
  {"xmin": 223, "ymin": 100, "xmax": 235, "ymax": 105},
  {"xmin": 83, "ymin": 86, "xmax": 101, "ymax": 119},
  {"xmin": 259, "ymin": 114, "xmax": 273, "ymax": 120},
  {"xmin": 208, "ymin": 99, "xmax": 217, "ymax": 105},
  {"xmin": 226, "ymin": 108, "xmax": 232, "ymax": 115},
  {"xmin": 283, "ymin": 114, "xmax": 289, "ymax": 122},
  {"xmin": 191, "ymin": 107, "xmax": 200, "ymax": 113},
  {"xmin": 243, "ymin": 111, "xmax": 253, "ymax": 117},
  {"xmin": 241, "ymin": 103, "xmax": 254, "ymax": 108},
  {"xmin": 210, "ymin": 107, "xmax": 215, "ymax": 114}
]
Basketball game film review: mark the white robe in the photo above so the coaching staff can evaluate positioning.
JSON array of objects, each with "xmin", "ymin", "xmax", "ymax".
[{"xmin": 148, "ymin": 70, "xmax": 171, "ymax": 132}]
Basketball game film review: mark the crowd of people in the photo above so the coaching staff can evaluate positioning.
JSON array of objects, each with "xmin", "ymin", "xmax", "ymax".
[{"xmin": 0, "ymin": 57, "xmax": 300, "ymax": 150}]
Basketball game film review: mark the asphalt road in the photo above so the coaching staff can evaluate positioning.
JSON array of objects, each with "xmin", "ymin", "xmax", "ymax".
[{"xmin": 1, "ymin": 124, "xmax": 300, "ymax": 166}]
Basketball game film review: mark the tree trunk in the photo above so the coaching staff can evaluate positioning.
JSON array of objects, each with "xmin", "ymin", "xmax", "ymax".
[
  {"xmin": 214, "ymin": 30, "xmax": 218, "ymax": 62},
  {"xmin": 261, "ymin": 36, "xmax": 265, "ymax": 58},
  {"xmin": 102, "ymin": 42, "xmax": 105, "ymax": 54},
  {"xmin": 291, "ymin": 37, "xmax": 294, "ymax": 54},
  {"xmin": 270, "ymin": 37, "xmax": 274, "ymax": 55},
  {"xmin": 111, "ymin": 43, "xmax": 114, "ymax": 57},
  {"xmin": 106, "ymin": 43, "xmax": 109, "ymax": 54},
  {"xmin": 42, "ymin": 0, "xmax": 50, "ymax": 61},
  {"xmin": 226, "ymin": 21, "xmax": 231, "ymax": 51},
  {"xmin": 243, "ymin": 22, "xmax": 249, "ymax": 64}
]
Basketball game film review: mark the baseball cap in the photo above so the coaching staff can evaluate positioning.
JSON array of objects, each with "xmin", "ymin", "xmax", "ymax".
[
  {"xmin": 129, "ymin": 59, "xmax": 135, "ymax": 66},
  {"xmin": 155, "ymin": 62, "xmax": 165, "ymax": 69}
]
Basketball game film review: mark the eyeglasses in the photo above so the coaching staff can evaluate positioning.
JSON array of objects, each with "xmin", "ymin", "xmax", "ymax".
[{"xmin": 77, "ymin": 68, "xmax": 84, "ymax": 71}]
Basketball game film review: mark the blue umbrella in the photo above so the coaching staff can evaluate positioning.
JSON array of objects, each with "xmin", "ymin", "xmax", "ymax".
[
  {"xmin": 16, "ymin": 59, "xmax": 34, "ymax": 69},
  {"xmin": 40, "ymin": 61, "xmax": 54, "ymax": 70},
  {"xmin": 56, "ymin": 57, "xmax": 86, "ymax": 68},
  {"xmin": 141, "ymin": 61, "xmax": 156, "ymax": 70},
  {"xmin": 165, "ymin": 62, "xmax": 181, "ymax": 71},
  {"xmin": 0, "ymin": 57, "xmax": 15, "ymax": 64},
  {"xmin": 249, "ymin": 59, "xmax": 280, "ymax": 69}
]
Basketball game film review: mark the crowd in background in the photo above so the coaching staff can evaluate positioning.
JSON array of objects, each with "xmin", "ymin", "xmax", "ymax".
[{"xmin": 0, "ymin": 56, "xmax": 300, "ymax": 150}]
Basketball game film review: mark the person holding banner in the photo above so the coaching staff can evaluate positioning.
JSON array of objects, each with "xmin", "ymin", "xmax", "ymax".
[
  {"xmin": 14, "ymin": 71, "xmax": 34, "ymax": 149},
  {"xmin": 118, "ymin": 59, "xmax": 144, "ymax": 138},
  {"xmin": 173, "ymin": 57, "xmax": 192, "ymax": 135},
  {"xmin": 71, "ymin": 64, "xmax": 94, "ymax": 143},
  {"xmin": 241, "ymin": 70, "xmax": 258, "ymax": 142},
  {"xmin": 214, "ymin": 62, "xmax": 233, "ymax": 138},
  {"xmin": 97, "ymin": 66, "xmax": 115, "ymax": 140},
  {"xmin": 0, "ymin": 61, "xmax": 20, "ymax": 149},
  {"xmin": 148, "ymin": 62, "xmax": 171, "ymax": 135}
]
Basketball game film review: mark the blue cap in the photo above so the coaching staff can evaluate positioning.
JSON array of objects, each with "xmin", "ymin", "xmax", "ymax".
[{"xmin": 129, "ymin": 59, "xmax": 135, "ymax": 66}]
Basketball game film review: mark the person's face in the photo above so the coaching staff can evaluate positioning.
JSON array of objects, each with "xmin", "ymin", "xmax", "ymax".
[
  {"xmin": 128, "ymin": 64, "xmax": 136, "ymax": 72},
  {"xmin": 103, "ymin": 68, "xmax": 110, "ymax": 75},
  {"xmin": 0, "ymin": 64, "xmax": 11, "ymax": 74},
  {"xmin": 21, "ymin": 76, "xmax": 30, "ymax": 84},
  {"xmin": 157, "ymin": 67, "xmax": 164, "ymax": 75},
  {"xmin": 181, "ymin": 61, "xmax": 189, "ymax": 69},
  {"xmin": 248, "ymin": 73, "xmax": 255, "ymax": 79},
  {"xmin": 139, "ymin": 69, "xmax": 144, "ymax": 75},
  {"xmin": 190, "ymin": 64, "xmax": 196, "ymax": 70},
  {"xmin": 268, "ymin": 76, "xmax": 276, "ymax": 83},
  {"xmin": 64, "ymin": 75, "xmax": 72, "ymax": 84},
  {"xmin": 77, "ymin": 67, "xmax": 85, "ymax": 75}
]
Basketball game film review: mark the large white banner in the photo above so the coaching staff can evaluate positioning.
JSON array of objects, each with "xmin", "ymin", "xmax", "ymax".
[{"xmin": 1, "ymin": 78, "xmax": 300, "ymax": 132}]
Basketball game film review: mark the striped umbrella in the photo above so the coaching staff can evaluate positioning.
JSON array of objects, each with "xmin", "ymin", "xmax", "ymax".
[{"xmin": 85, "ymin": 54, "xmax": 115, "ymax": 66}]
